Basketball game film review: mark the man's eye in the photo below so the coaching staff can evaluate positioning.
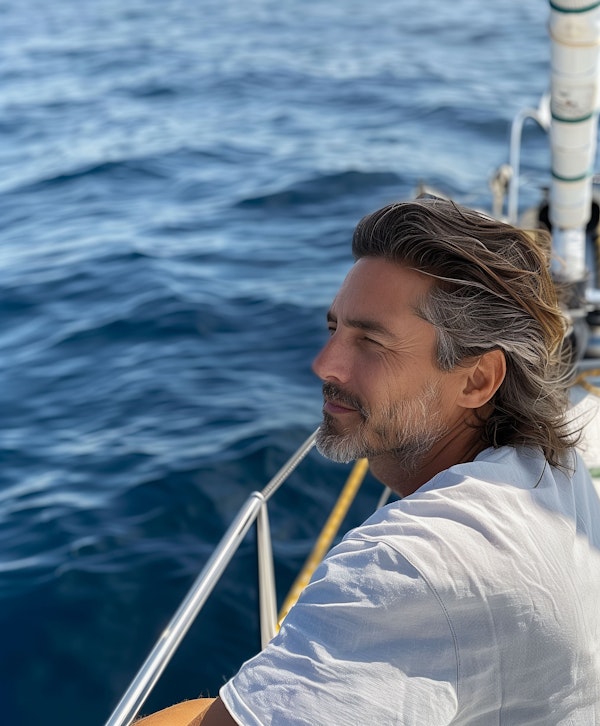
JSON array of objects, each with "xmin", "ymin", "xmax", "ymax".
[{"xmin": 327, "ymin": 326, "xmax": 336, "ymax": 335}]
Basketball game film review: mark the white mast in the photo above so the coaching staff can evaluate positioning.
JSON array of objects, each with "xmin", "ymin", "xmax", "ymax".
[{"xmin": 548, "ymin": 0, "xmax": 600, "ymax": 283}]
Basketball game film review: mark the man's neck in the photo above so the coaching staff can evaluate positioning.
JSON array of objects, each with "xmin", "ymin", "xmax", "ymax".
[{"xmin": 368, "ymin": 423, "xmax": 487, "ymax": 498}]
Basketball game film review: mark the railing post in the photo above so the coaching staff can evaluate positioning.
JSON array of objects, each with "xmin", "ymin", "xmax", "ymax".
[{"xmin": 256, "ymin": 502, "xmax": 278, "ymax": 648}]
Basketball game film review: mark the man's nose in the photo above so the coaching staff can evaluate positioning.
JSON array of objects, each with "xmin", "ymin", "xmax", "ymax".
[{"xmin": 312, "ymin": 336, "xmax": 350, "ymax": 384}]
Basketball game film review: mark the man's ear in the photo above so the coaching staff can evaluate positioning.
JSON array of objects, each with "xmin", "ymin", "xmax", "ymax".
[{"xmin": 458, "ymin": 349, "xmax": 506, "ymax": 409}]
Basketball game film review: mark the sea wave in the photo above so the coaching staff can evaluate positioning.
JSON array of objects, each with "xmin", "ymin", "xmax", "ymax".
[{"xmin": 0, "ymin": 0, "xmax": 554, "ymax": 724}]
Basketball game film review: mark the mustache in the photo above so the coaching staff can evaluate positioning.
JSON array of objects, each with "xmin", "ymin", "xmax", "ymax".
[{"xmin": 322, "ymin": 382, "xmax": 368, "ymax": 417}]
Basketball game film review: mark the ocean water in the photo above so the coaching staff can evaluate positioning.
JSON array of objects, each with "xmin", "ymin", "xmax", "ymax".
[{"xmin": 0, "ymin": 1, "xmax": 555, "ymax": 724}]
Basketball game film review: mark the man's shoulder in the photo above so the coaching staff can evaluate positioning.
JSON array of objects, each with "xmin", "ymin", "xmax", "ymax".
[{"xmin": 340, "ymin": 445, "xmax": 597, "ymax": 586}]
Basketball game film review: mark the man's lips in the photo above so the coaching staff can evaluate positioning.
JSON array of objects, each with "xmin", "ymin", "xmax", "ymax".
[
  {"xmin": 321, "ymin": 383, "xmax": 364, "ymax": 416},
  {"xmin": 324, "ymin": 400, "xmax": 358, "ymax": 415}
]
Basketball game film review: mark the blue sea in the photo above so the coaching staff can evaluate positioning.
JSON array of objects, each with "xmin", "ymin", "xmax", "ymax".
[{"xmin": 0, "ymin": 1, "xmax": 555, "ymax": 724}]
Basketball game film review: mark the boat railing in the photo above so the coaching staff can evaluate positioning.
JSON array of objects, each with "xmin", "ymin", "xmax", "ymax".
[
  {"xmin": 506, "ymin": 93, "xmax": 551, "ymax": 225},
  {"xmin": 104, "ymin": 429, "xmax": 319, "ymax": 726}
]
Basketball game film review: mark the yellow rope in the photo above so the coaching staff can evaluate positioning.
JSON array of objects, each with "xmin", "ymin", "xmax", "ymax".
[
  {"xmin": 574, "ymin": 368, "xmax": 600, "ymax": 396},
  {"xmin": 277, "ymin": 457, "xmax": 369, "ymax": 628}
]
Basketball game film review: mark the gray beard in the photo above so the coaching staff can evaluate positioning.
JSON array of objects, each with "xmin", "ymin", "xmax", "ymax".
[{"xmin": 315, "ymin": 382, "xmax": 447, "ymax": 476}]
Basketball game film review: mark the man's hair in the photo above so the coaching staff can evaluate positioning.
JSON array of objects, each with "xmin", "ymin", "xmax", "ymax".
[{"xmin": 352, "ymin": 197, "xmax": 576, "ymax": 467}]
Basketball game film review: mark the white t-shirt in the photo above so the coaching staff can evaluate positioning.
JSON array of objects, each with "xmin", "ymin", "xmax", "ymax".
[{"xmin": 220, "ymin": 446, "xmax": 600, "ymax": 725}]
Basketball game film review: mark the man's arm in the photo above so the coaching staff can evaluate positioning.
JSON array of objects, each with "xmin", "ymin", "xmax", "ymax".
[{"xmin": 135, "ymin": 697, "xmax": 236, "ymax": 726}]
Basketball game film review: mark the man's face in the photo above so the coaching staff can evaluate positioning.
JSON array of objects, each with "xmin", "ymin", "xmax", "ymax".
[{"xmin": 312, "ymin": 257, "xmax": 467, "ymax": 473}]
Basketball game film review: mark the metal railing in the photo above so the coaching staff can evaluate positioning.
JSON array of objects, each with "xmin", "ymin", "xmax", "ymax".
[
  {"xmin": 507, "ymin": 93, "xmax": 550, "ymax": 225},
  {"xmin": 104, "ymin": 429, "xmax": 319, "ymax": 726}
]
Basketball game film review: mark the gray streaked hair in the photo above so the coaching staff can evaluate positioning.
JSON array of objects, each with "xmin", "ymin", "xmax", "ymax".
[{"xmin": 351, "ymin": 198, "xmax": 576, "ymax": 467}]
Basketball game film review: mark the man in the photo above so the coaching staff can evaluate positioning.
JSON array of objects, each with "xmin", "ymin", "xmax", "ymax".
[{"xmin": 139, "ymin": 199, "xmax": 600, "ymax": 725}]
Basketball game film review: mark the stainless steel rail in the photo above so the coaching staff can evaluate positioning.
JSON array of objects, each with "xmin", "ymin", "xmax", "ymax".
[
  {"xmin": 105, "ymin": 428, "xmax": 318, "ymax": 726},
  {"xmin": 507, "ymin": 93, "xmax": 550, "ymax": 224}
]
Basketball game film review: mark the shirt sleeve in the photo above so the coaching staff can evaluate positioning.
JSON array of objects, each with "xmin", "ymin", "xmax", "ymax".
[{"xmin": 219, "ymin": 535, "xmax": 460, "ymax": 726}]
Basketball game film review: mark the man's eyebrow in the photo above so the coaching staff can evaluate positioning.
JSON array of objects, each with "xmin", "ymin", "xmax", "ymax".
[{"xmin": 326, "ymin": 310, "xmax": 395, "ymax": 338}]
